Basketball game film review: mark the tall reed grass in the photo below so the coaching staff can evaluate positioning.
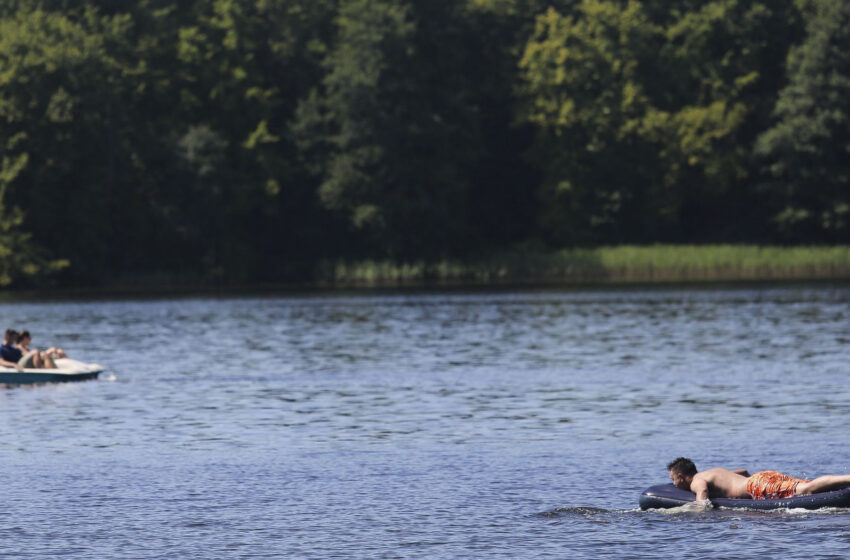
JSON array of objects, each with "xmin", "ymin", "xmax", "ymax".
[{"xmin": 319, "ymin": 245, "xmax": 850, "ymax": 286}]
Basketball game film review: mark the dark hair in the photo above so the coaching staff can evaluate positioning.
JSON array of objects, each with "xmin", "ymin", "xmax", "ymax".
[
  {"xmin": 667, "ymin": 457, "xmax": 697, "ymax": 476},
  {"xmin": 4, "ymin": 328, "xmax": 18, "ymax": 342},
  {"xmin": 17, "ymin": 330, "xmax": 30, "ymax": 343}
]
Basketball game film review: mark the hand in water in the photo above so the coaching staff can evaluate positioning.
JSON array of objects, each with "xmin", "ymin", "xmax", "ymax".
[{"xmin": 679, "ymin": 499, "xmax": 713, "ymax": 512}]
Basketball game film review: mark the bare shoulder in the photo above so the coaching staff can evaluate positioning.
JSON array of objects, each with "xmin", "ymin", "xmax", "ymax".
[{"xmin": 695, "ymin": 468, "xmax": 735, "ymax": 481}]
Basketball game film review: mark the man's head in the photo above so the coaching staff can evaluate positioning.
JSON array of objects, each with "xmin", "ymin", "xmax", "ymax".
[
  {"xmin": 4, "ymin": 329, "xmax": 17, "ymax": 345},
  {"xmin": 667, "ymin": 457, "xmax": 697, "ymax": 490}
]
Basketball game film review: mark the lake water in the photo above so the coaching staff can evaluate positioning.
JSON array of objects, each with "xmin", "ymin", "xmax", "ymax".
[{"xmin": 1, "ymin": 284, "xmax": 849, "ymax": 558}]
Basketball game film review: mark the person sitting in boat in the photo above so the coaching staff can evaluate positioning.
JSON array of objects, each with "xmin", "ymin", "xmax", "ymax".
[
  {"xmin": 668, "ymin": 457, "xmax": 850, "ymax": 503},
  {"xmin": 18, "ymin": 330, "xmax": 67, "ymax": 361},
  {"xmin": 1, "ymin": 329, "xmax": 56, "ymax": 369},
  {"xmin": 1, "ymin": 329, "xmax": 25, "ymax": 370}
]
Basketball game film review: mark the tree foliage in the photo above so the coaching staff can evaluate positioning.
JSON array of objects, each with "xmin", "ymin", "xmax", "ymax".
[
  {"xmin": 756, "ymin": 0, "xmax": 850, "ymax": 242},
  {"xmin": 0, "ymin": 0, "xmax": 840, "ymax": 287},
  {"xmin": 518, "ymin": 0, "xmax": 800, "ymax": 244}
]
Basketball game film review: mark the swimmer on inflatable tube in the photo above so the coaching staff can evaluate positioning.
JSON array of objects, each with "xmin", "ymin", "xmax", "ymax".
[{"xmin": 667, "ymin": 457, "xmax": 850, "ymax": 507}]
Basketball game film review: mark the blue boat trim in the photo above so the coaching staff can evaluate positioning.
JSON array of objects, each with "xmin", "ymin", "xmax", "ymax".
[{"xmin": 639, "ymin": 483, "xmax": 850, "ymax": 510}]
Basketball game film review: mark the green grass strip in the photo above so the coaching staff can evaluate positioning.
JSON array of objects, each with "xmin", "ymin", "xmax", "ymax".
[{"xmin": 319, "ymin": 245, "xmax": 850, "ymax": 286}]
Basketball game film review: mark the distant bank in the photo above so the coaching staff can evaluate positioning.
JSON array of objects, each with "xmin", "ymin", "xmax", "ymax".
[
  {"xmin": 319, "ymin": 246, "xmax": 850, "ymax": 287},
  {"xmin": 5, "ymin": 245, "xmax": 850, "ymax": 297}
]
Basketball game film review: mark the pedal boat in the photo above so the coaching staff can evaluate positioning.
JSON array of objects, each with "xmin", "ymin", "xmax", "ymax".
[{"xmin": 0, "ymin": 358, "xmax": 104, "ymax": 385}]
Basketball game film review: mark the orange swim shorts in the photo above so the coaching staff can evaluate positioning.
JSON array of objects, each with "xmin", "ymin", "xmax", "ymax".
[{"xmin": 746, "ymin": 471, "xmax": 810, "ymax": 499}]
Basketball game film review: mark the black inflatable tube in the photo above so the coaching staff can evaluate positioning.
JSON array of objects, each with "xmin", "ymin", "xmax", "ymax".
[{"xmin": 639, "ymin": 483, "xmax": 850, "ymax": 510}]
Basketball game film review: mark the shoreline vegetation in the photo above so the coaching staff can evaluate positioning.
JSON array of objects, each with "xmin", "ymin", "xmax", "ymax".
[
  {"xmin": 7, "ymin": 245, "xmax": 849, "ymax": 297},
  {"xmin": 319, "ymin": 246, "xmax": 850, "ymax": 287}
]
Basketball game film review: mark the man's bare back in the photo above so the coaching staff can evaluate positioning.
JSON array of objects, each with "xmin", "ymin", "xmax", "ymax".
[{"xmin": 688, "ymin": 468, "xmax": 751, "ymax": 499}]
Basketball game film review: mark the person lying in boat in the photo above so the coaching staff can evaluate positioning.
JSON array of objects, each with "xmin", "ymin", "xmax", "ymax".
[
  {"xmin": 667, "ymin": 457, "xmax": 850, "ymax": 503},
  {"xmin": 1, "ymin": 328, "xmax": 56, "ymax": 369},
  {"xmin": 18, "ymin": 330, "xmax": 67, "ymax": 360}
]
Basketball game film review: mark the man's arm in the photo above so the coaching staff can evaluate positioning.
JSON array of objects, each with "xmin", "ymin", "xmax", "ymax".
[
  {"xmin": 0, "ymin": 358, "xmax": 23, "ymax": 371},
  {"xmin": 690, "ymin": 477, "xmax": 710, "ymax": 501}
]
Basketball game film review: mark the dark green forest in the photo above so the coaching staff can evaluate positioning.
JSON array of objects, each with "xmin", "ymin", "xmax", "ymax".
[{"xmin": 1, "ymin": 0, "xmax": 849, "ymax": 287}]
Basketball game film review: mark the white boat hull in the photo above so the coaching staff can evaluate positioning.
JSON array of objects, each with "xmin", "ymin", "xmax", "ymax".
[{"xmin": 0, "ymin": 358, "xmax": 104, "ymax": 385}]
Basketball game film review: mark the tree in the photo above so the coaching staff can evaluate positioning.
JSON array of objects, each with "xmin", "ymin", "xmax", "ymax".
[
  {"xmin": 0, "ymin": 1, "xmax": 343, "ymax": 285},
  {"xmin": 0, "ymin": 154, "xmax": 68, "ymax": 286},
  {"xmin": 652, "ymin": 0, "xmax": 801, "ymax": 241},
  {"xmin": 518, "ymin": 1, "xmax": 664, "ymax": 244},
  {"xmin": 518, "ymin": 0, "xmax": 801, "ymax": 245},
  {"xmin": 756, "ymin": 0, "xmax": 850, "ymax": 242},
  {"xmin": 171, "ymin": 0, "xmax": 342, "ymax": 281},
  {"xmin": 0, "ymin": 7, "xmax": 131, "ymax": 283},
  {"xmin": 295, "ymin": 0, "xmax": 487, "ymax": 260}
]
